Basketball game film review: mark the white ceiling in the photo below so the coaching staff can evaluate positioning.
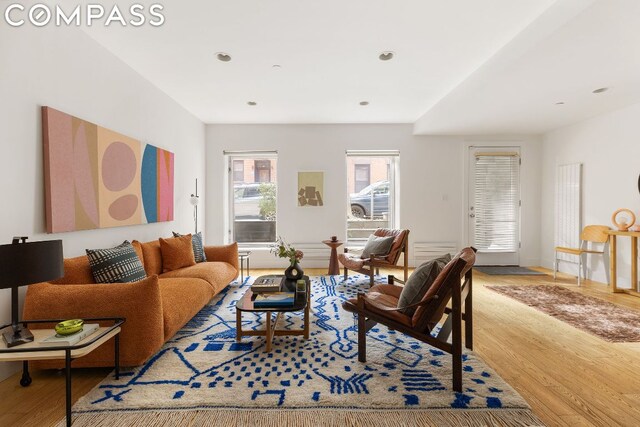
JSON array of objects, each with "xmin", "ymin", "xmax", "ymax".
[
  {"xmin": 414, "ymin": 0, "xmax": 640, "ymax": 135},
  {"xmin": 83, "ymin": 0, "xmax": 640, "ymax": 134},
  {"xmin": 83, "ymin": 0, "xmax": 557, "ymax": 124}
]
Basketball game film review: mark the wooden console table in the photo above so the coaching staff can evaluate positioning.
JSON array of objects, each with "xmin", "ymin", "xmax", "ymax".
[{"xmin": 605, "ymin": 230, "xmax": 640, "ymax": 297}]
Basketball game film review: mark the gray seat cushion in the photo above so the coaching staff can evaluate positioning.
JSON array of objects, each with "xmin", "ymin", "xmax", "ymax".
[
  {"xmin": 361, "ymin": 234, "xmax": 395, "ymax": 259},
  {"xmin": 397, "ymin": 253, "xmax": 452, "ymax": 316}
]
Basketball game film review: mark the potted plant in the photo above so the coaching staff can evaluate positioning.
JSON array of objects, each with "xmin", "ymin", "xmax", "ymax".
[{"xmin": 271, "ymin": 237, "xmax": 304, "ymax": 280}]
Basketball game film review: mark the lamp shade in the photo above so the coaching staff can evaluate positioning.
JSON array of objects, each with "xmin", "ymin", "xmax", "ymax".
[
  {"xmin": 0, "ymin": 239, "xmax": 63, "ymax": 288},
  {"xmin": 190, "ymin": 195, "xmax": 199, "ymax": 206}
]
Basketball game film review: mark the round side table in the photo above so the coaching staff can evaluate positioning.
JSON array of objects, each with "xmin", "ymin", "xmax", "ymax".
[
  {"xmin": 238, "ymin": 251, "xmax": 251, "ymax": 283},
  {"xmin": 322, "ymin": 239, "xmax": 343, "ymax": 275}
]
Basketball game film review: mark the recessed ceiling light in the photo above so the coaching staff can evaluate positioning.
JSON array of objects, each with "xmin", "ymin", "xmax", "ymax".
[
  {"xmin": 359, "ymin": 101, "xmax": 369, "ymax": 106},
  {"xmin": 216, "ymin": 52, "xmax": 231, "ymax": 62},
  {"xmin": 272, "ymin": 64, "xmax": 281, "ymax": 69},
  {"xmin": 555, "ymin": 102, "xmax": 565, "ymax": 105},
  {"xmin": 592, "ymin": 87, "xmax": 609, "ymax": 94},
  {"xmin": 379, "ymin": 51, "xmax": 394, "ymax": 61},
  {"xmin": 247, "ymin": 101, "xmax": 257, "ymax": 106}
]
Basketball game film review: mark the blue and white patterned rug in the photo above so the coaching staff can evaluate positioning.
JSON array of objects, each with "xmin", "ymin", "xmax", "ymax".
[{"xmin": 67, "ymin": 275, "xmax": 542, "ymax": 426}]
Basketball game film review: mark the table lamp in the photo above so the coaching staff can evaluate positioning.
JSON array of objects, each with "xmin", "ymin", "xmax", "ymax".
[{"xmin": 0, "ymin": 237, "xmax": 63, "ymax": 347}]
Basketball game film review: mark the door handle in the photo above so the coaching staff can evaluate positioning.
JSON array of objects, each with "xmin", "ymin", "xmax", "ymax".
[{"xmin": 469, "ymin": 214, "xmax": 475, "ymax": 218}]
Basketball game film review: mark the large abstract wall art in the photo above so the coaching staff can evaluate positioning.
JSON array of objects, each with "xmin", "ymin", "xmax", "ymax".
[{"xmin": 42, "ymin": 106, "xmax": 174, "ymax": 233}]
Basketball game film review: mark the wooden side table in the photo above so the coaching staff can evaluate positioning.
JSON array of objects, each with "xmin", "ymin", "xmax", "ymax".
[
  {"xmin": 322, "ymin": 239, "xmax": 343, "ymax": 275},
  {"xmin": 605, "ymin": 230, "xmax": 640, "ymax": 297},
  {"xmin": 0, "ymin": 318, "xmax": 124, "ymax": 427}
]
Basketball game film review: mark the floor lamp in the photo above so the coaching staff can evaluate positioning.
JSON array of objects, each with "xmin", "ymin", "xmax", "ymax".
[
  {"xmin": 0, "ymin": 237, "xmax": 64, "ymax": 347},
  {"xmin": 190, "ymin": 179, "xmax": 199, "ymax": 234}
]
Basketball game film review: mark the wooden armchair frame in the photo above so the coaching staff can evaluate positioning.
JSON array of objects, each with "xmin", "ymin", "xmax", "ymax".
[
  {"xmin": 342, "ymin": 229, "xmax": 410, "ymax": 287},
  {"xmin": 350, "ymin": 248, "xmax": 475, "ymax": 392}
]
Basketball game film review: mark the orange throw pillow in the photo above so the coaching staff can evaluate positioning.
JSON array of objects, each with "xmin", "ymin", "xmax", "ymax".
[{"xmin": 159, "ymin": 234, "xmax": 196, "ymax": 272}]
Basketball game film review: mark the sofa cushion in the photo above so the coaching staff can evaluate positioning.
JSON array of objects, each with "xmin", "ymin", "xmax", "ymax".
[
  {"xmin": 173, "ymin": 231, "xmax": 207, "ymax": 263},
  {"xmin": 338, "ymin": 252, "xmax": 365, "ymax": 270},
  {"xmin": 374, "ymin": 228, "xmax": 407, "ymax": 263},
  {"xmin": 398, "ymin": 253, "xmax": 452, "ymax": 316},
  {"xmin": 158, "ymin": 277, "xmax": 214, "ymax": 340},
  {"xmin": 160, "ymin": 235, "xmax": 196, "ymax": 272},
  {"xmin": 131, "ymin": 240, "xmax": 145, "ymax": 269},
  {"xmin": 138, "ymin": 240, "xmax": 162, "ymax": 276},
  {"xmin": 86, "ymin": 241, "xmax": 147, "ymax": 284},
  {"xmin": 361, "ymin": 234, "xmax": 395, "ymax": 259},
  {"xmin": 342, "ymin": 286, "xmax": 412, "ymax": 327},
  {"xmin": 160, "ymin": 262, "xmax": 237, "ymax": 293},
  {"xmin": 51, "ymin": 255, "xmax": 95, "ymax": 284}
]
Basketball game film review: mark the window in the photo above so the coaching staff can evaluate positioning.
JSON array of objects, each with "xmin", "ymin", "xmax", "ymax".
[
  {"xmin": 232, "ymin": 160, "xmax": 244, "ymax": 182},
  {"xmin": 254, "ymin": 160, "xmax": 271, "ymax": 182},
  {"xmin": 354, "ymin": 164, "xmax": 370, "ymax": 193},
  {"xmin": 226, "ymin": 152, "xmax": 277, "ymax": 245},
  {"xmin": 346, "ymin": 151, "xmax": 399, "ymax": 246}
]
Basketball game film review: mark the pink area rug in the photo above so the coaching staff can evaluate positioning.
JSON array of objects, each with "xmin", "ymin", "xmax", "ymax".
[{"xmin": 487, "ymin": 285, "xmax": 640, "ymax": 342}]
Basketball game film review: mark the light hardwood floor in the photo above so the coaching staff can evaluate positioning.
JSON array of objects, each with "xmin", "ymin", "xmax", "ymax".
[{"xmin": 1, "ymin": 267, "xmax": 639, "ymax": 426}]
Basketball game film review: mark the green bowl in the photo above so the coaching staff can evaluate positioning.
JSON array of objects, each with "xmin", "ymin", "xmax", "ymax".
[{"xmin": 55, "ymin": 319, "xmax": 84, "ymax": 336}]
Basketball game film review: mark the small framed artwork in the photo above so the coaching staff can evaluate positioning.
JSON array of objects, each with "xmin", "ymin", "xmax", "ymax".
[{"xmin": 298, "ymin": 172, "xmax": 324, "ymax": 207}]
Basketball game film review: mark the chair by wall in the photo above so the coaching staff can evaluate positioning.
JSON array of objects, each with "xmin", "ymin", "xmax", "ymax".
[{"xmin": 554, "ymin": 225, "xmax": 610, "ymax": 286}]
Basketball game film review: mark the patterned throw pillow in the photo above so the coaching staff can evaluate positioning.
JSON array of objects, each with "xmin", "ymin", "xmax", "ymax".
[
  {"xmin": 397, "ymin": 253, "xmax": 452, "ymax": 316},
  {"xmin": 86, "ymin": 241, "xmax": 147, "ymax": 284},
  {"xmin": 172, "ymin": 231, "xmax": 207, "ymax": 263}
]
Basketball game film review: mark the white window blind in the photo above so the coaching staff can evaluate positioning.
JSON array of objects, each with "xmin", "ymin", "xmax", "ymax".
[{"xmin": 473, "ymin": 153, "xmax": 520, "ymax": 252}]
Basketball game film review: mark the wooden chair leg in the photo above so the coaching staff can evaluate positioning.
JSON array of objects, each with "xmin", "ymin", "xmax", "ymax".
[
  {"xmin": 357, "ymin": 312, "xmax": 367, "ymax": 362},
  {"xmin": 578, "ymin": 254, "xmax": 582, "ymax": 286},
  {"xmin": 344, "ymin": 266, "xmax": 348, "ymax": 281},
  {"xmin": 452, "ymin": 272, "xmax": 463, "ymax": 392},
  {"xmin": 465, "ymin": 273, "xmax": 473, "ymax": 350},
  {"xmin": 452, "ymin": 345, "xmax": 462, "ymax": 392},
  {"xmin": 369, "ymin": 270, "xmax": 374, "ymax": 287},
  {"xmin": 404, "ymin": 248, "xmax": 409, "ymax": 282}
]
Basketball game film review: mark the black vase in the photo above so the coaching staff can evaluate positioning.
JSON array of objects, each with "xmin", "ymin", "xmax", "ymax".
[{"xmin": 285, "ymin": 261, "xmax": 304, "ymax": 280}]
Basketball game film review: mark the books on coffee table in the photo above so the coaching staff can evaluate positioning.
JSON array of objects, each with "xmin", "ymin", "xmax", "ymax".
[
  {"xmin": 41, "ymin": 323, "xmax": 100, "ymax": 346},
  {"xmin": 251, "ymin": 275, "xmax": 284, "ymax": 293},
  {"xmin": 253, "ymin": 292, "xmax": 295, "ymax": 308}
]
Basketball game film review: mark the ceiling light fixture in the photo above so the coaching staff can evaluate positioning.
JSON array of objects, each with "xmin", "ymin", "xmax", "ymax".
[
  {"xmin": 272, "ymin": 64, "xmax": 281, "ymax": 69},
  {"xmin": 555, "ymin": 102, "xmax": 565, "ymax": 105},
  {"xmin": 247, "ymin": 101, "xmax": 257, "ymax": 106},
  {"xmin": 379, "ymin": 51, "xmax": 394, "ymax": 61},
  {"xmin": 592, "ymin": 87, "xmax": 609, "ymax": 94},
  {"xmin": 216, "ymin": 52, "xmax": 231, "ymax": 62},
  {"xmin": 359, "ymin": 101, "xmax": 369, "ymax": 106}
]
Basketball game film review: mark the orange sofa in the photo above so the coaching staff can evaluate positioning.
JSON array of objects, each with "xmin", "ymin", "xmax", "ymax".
[{"xmin": 23, "ymin": 240, "xmax": 238, "ymax": 369}]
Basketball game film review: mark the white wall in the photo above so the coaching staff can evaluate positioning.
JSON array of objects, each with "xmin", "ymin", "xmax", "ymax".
[
  {"xmin": 206, "ymin": 124, "xmax": 542, "ymax": 268},
  {"xmin": 541, "ymin": 101, "xmax": 640, "ymax": 287},
  {"xmin": 0, "ymin": 25, "xmax": 205, "ymax": 381}
]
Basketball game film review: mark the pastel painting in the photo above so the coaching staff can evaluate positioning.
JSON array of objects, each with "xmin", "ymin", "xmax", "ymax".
[{"xmin": 42, "ymin": 106, "xmax": 174, "ymax": 233}]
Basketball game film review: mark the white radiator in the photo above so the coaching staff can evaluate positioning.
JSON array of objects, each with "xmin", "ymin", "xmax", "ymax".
[
  {"xmin": 291, "ymin": 243, "xmax": 331, "ymax": 267},
  {"xmin": 413, "ymin": 242, "xmax": 457, "ymax": 265},
  {"xmin": 555, "ymin": 163, "xmax": 582, "ymax": 263}
]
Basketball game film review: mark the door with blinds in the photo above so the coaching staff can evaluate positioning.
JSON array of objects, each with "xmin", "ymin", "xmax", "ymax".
[{"xmin": 468, "ymin": 147, "xmax": 521, "ymax": 266}]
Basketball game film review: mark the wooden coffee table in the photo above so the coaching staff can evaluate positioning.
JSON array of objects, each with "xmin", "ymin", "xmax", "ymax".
[{"xmin": 235, "ymin": 275, "xmax": 310, "ymax": 352}]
